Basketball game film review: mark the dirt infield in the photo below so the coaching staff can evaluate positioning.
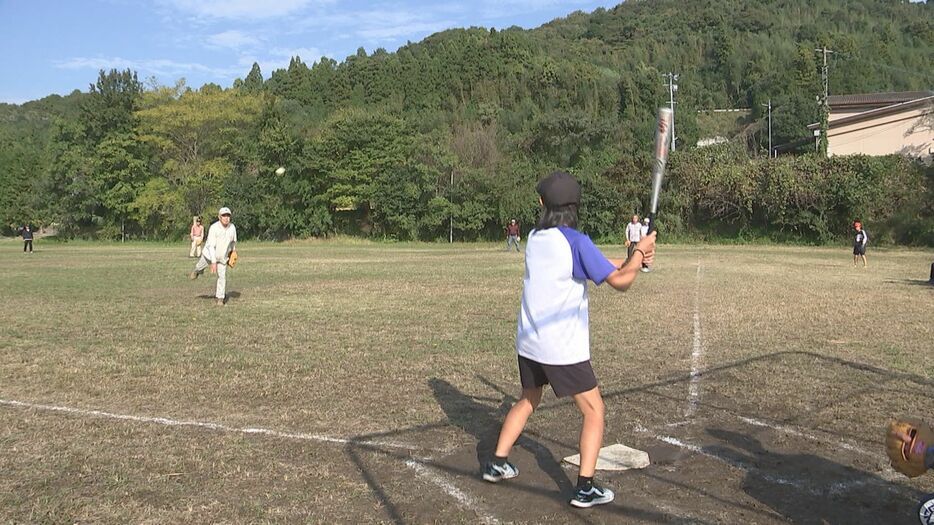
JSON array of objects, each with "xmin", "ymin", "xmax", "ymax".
[{"xmin": 1, "ymin": 241, "xmax": 932, "ymax": 523}]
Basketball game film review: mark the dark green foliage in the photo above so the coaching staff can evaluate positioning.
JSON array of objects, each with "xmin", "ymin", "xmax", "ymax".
[
  {"xmin": 666, "ymin": 144, "xmax": 929, "ymax": 244},
  {"xmin": 242, "ymin": 63, "xmax": 264, "ymax": 93},
  {"xmin": 82, "ymin": 69, "xmax": 142, "ymax": 145}
]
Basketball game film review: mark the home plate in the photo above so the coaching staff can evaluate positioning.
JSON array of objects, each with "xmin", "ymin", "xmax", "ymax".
[{"xmin": 563, "ymin": 444, "xmax": 650, "ymax": 471}]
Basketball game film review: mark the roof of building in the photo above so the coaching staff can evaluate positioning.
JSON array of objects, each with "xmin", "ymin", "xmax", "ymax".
[
  {"xmin": 828, "ymin": 91, "xmax": 934, "ymax": 110},
  {"xmin": 808, "ymin": 94, "xmax": 934, "ymax": 130}
]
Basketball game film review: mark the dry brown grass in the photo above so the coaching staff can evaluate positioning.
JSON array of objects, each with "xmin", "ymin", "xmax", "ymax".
[{"xmin": 1, "ymin": 240, "xmax": 932, "ymax": 523}]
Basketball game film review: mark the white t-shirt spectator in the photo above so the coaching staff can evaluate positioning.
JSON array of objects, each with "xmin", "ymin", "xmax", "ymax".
[{"xmin": 626, "ymin": 222, "xmax": 642, "ymax": 243}]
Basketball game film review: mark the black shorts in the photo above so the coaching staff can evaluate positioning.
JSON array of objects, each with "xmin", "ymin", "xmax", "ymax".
[
  {"xmin": 853, "ymin": 245, "xmax": 866, "ymax": 255},
  {"xmin": 517, "ymin": 355, "xmax": 597, "ymax": 398}
]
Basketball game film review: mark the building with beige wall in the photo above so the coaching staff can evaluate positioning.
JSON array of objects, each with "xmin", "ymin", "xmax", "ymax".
[{"xmin": 807, "ymin": 91, "xmax": 933, "ymax": 161}]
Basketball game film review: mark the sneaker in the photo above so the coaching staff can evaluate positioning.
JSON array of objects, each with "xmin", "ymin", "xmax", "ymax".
[
  {"xmin": 569, "ymin": 484, "xmax": 614, "ymax": 508},
  {"xmin": 189, "ymin": 271, "xmax": 200, "ymax": 280},
  {"xmin": 482, "ymin": 461, "xmax": 519, "ymax": 483},
  {"xmin": 215, "ymin": 298, "xmax": 225, "ymax": 306},
  {"xmin": 640, "ymin": 267, "xmax": 650, "ymax": 273}
]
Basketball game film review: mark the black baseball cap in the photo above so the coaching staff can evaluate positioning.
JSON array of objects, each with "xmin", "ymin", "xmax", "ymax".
[{"xmin": 536, "ymin": 171, "xmax": 581, "ymax": 208}]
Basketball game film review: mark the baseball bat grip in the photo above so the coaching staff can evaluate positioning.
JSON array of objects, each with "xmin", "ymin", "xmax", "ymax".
[{"xmin": 646, "ymin": 212, "xmax": 656, "ymax": 236}]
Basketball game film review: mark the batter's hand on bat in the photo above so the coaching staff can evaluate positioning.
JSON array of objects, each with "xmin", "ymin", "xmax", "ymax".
[{"xmin": 636, "ymin": 232, "xmax": 656, "ymax": 265}]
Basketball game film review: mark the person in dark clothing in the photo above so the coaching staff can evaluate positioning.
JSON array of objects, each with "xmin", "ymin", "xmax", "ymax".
[
  {"xmin": 505, "ymin": 219, "xmax": 521, "ymax": 252},
  {"xmin": 21, "ymin": 225, "xmax": 33, "ymax": 253}
]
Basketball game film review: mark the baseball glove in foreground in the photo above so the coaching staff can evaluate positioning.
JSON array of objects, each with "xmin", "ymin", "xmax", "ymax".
[{"xmin": 886, "ymin": 418, "xmax": 933, "ymax": 478}]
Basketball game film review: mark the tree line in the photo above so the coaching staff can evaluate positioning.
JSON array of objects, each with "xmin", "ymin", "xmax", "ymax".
[{"xmin": 1, "ymin": 0, "xmax": 931, "ymax": 244}]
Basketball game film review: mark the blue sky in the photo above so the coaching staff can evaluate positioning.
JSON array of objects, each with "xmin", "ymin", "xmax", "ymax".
[{"xmin": 0, "ymin": 0, "xmax": 618, "ymax": 104}]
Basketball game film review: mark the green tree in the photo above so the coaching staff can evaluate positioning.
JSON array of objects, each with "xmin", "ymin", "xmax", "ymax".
[
  {"xmin": 82, "ymin": 69, "xmax": 142, "ymax": 144},
  {"xmin": 93, "ymin": 131, "xmax": 149, "ymax": 239},
  {"xmin": 137, "ymin": 87, "xmax": 263, "ymax": 227},
  {"xmin": 243, "ymin": 62, "xmax": 264, "ymax": 93}
]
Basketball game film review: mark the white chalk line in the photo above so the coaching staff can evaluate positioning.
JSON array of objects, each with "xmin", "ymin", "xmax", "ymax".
[
  {"xmin": 404, "ymin": 459, "xmax": 499, "ymax": 525},
  {"xmin": 653, "ymin": 434, "xmax": 820, "ymax": 494},
  {"xmin": 0, "ymin": 398, "xmax": 445, "ymax": 453},
  {"xmin": 636, "ymin": 425, "xmax": 902, "ymax": 496},
  {"xmin": 3, "ymin": 399, "xmax": 502, "ymax": 521},
  {"xmin": 737, "ymin": 416, "xmax": 874, "ymax": 457},
  {"xmin": 736, "ymin": 416, "xmax": 904, "ymax": 482},
  {"xmin": 685, "ymin": 260, "xmax": 703, "ymax": 418},
  {"xmin": 666, "ymin": 407, "xmax": 881, "ymax": 464}
]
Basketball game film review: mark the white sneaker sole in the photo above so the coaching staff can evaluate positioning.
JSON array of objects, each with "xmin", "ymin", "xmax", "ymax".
[
  {"xmin": 482, "ymin": 471, "xmax": 518, "ymax": 483},
  {"xmin": 569, "ymin": 491, "xmax": 614, "ymax": 508}
]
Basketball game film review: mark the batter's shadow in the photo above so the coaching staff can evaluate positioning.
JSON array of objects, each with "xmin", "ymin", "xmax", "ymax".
[
  {"xmin": 703, "ymin": 427, "xmax": 925, "ymax": 525},
  {"xmin": 884, "ymin": 279, "xmax": 934, "ymax": 288},
  {"xmin": 428, "ymin": 378, "xmax": 575, "ymax": 495}
]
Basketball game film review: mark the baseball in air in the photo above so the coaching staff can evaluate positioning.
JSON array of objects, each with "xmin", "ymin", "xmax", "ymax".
[{"xmin": 275, "ymin": 167, "xmax": 286, "ymax": 175}]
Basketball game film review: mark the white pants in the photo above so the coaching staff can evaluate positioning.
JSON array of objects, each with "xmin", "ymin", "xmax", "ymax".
[
  {"xmin": 194, "ymin": 255, "xmax": 227, "ymax": 299},
  {"xmin": 190, "ymin": 237, "xmax": 203, "ymax": 257}
]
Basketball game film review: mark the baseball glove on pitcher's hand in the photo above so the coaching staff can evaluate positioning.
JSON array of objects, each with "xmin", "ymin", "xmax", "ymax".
[
  {"xmin": 885, "ymin": 417, "xmax": 934, "ymax": 478},
  {"xmin": 227, "ymin": 251, "xmax": 238, "ymax": 269}
]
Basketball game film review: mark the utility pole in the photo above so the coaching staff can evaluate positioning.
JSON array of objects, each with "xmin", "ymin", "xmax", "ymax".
[
  {"xmin": 761, "ymin": 99, "xmax": 772, "ymax": 158},
  {"xmin": 815, "ymin": 46, "xmax": 834, "ymax": 104},
  {"xmin": 815, "ymin": 47, "xmax": 834, "ymax": 156},
  {"xmin": 663, "ymin": 72, "xmax": 679, "ymax": 151},
  {"xmin": 449, "ymin": 170, "xmax": 454, "ymax": 244}
]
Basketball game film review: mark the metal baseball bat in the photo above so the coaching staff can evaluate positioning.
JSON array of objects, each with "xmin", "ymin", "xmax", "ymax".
[{"xmin": 646, "ymin": 107, "xmax": 673, "ymax": 235}]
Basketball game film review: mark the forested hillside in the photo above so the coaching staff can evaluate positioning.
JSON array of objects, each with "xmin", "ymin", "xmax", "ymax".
[{"xmin": 1, "ymin": 0, "xmax": 931, "ymax": 243}]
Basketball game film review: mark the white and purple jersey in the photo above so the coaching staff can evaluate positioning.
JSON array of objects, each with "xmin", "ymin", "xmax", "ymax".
[{"xmin": 517, "ymin": 226, "xmax": 617, "ymax": 366}]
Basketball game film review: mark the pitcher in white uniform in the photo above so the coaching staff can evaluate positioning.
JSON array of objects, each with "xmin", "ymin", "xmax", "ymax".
[{"xmin": 189, "ymin": 207, "xmax": 237, "ymax": 306}]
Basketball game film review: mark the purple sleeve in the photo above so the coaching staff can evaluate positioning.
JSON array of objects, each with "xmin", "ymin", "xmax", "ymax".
[{"xmin": 559, "ymin": 227, "xmax": 617, "ymax": 285}]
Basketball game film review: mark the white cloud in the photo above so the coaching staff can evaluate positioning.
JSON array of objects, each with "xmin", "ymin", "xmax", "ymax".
[
  {"xmin": 271, "ymin": 46, "xmax": 324, "ymax": 61},
  {"xmin": 476, "ymin": 0, "xmax": 606, "ymax": 25},
  {"xmin": 54, "ymin": 56, "xmax": 240, "ymax": 78},
  {"xmin": 53, "ymin": 46, "xmax": 329, "ymax": 87},
  {"xmin": 233, "ymin": 46, "xmax": 324, "ymax": 77},
  {"xmin": 297, "ymin": 8, "xmax": 457, "ymax": 45},
  {"xmin": 206, "ymin": 30, "xmax": 260, "ymax": 50},
  {"xmin": 161, "ymin": 0, "xmax": 317, "ymax": 19},
  {"xmin": 357, "ymin": 20, "xmax": 454, "ymax": 41}
]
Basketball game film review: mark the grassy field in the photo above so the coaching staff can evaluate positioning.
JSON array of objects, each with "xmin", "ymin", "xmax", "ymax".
[{"xmin": 1, "ymin": 239, "xmax": 932, "ymax": 524}]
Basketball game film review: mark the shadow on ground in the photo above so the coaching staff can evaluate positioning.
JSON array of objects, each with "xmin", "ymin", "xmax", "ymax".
[
  {"xmin": 339, "ymin": 353, "xmax": 934, "ymax": 523},
  {"xmin": 885, "ymin": 279, "xmax": 934, "ymax": 288},
  {"xmin": 704, "ymin": 427, "xmax": 925, "ymax": 525},
  {"xmin": 428, "ymin": 378, "xmax": 573, "ymax": 494},
  {"xmin": 197, "ymin": 291, "xmax": 242, "ymax": 300}
]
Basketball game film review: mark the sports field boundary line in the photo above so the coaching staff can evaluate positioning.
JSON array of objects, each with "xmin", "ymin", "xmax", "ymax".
[
  {"xmin": 685, "ymin": 259, "xmax": 704, "ymax": 418},
  {"xmin": 0, "ymin": 398, "xmax": 445, "ymax": 453},
  {"xmin": 404, "ymin": 458, "xmax": 500, "ymax": 524},
  {"xmin": 736, "ymin": 416, "xmax": 877, "ymax": 458},
  {"xmin": 651, "ymin": 433, "xmax": 824, "ymax": 495},
  {"xmin": 635, "ymin": 425, "xmax": 903, "ymax": 496}
]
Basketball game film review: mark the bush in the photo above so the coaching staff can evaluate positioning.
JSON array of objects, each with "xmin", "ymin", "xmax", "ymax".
[{"xmin": 660, "ymin": 145, "xmax": 930, "ymax": 245}]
